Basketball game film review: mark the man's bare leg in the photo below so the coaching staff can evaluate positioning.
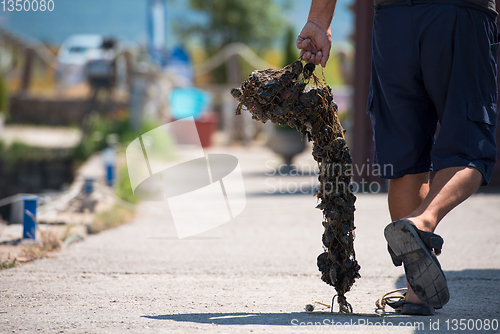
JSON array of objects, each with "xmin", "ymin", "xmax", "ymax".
[
  {"xmin": 405, "ymin": 166, "xmax": 482, "ymax": 232},
  {"xmin": 388, "ymin": 172, "xmax": 430, "ymax": 222},
  {"xmin": 388, "ymin": 166, "xmax": 483, "ymax": 305},
  {"xmin": 388, "ymin": 172, "xmax": 430, "ymax": 305}
]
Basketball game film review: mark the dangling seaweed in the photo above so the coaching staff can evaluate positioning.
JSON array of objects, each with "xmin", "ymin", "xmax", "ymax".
[{"xmin": 231, "ymin": 60, "xmax": 360, "ymax": 312}]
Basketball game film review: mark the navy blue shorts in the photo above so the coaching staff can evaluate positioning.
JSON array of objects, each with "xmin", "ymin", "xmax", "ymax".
[{"xmin": 367, "ymin": 0, "xmax": 499, "ymax": 184}]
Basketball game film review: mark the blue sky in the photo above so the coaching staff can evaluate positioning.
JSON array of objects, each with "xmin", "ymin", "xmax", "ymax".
[
  {"xmin": 284, "ymin": 0, "xmax": 354, "ymax": 44},
  {"xmin": 0, "ymin": 0, "xmax": 354, "ymax": 47}
]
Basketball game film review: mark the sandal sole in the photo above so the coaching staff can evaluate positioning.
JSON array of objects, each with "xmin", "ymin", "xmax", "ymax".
[
  {"xmin": 384, "ymin": 220, "xmax": 449, "ymax": 308},
  {"xmin": 401, "ymin": 302, "xmax": 435, "ymax": 316}
]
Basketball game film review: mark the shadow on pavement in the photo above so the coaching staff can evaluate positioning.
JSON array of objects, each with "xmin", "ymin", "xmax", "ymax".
[
  {"xmin": 395, "ymin": 268, "xmax": 500, "ymax": 290},
  {"xmin": 142, "ymin": 312, "xmax": 319, "ymax": 326},
  {"xmin": 395, "ymin": 269, "xmax": 500, "ymax": 324},
  {"xmin": 476, "ymin": 186, "xmax": 500, "ymax": 194},
  {"xmin": 142, "ymin": 269, "xmax": 499, "ymax": 328}
]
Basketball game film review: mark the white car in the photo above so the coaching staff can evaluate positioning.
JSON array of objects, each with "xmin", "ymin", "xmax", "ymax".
[{"xmin": 56, "ymin": 35, "xmax": 104, "ymax": 86}]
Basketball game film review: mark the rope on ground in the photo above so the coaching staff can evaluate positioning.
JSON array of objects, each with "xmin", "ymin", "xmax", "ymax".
[
  {"xmin": 304, "ymin": 288, "xmax": 408, "ymax": 317},
  {"xmin": 374, "ymin": 288, "xmax": 407, "ymax": 315},
  {"xmin": 328, "ymin": 294, "xmax": 353, "ymax": 314},
  {"xmin": 305, "ymin": 302, "xmax": 384, "ymax": 317}
]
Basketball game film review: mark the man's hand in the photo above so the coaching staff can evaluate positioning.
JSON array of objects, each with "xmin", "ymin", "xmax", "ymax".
[
  {"xmin": 297, "ymin": 0, "xmax": 336, "ymax": 68},
  {"xmin": 297, "ymin": 21, "xmax": 332, "ymax": 68}
]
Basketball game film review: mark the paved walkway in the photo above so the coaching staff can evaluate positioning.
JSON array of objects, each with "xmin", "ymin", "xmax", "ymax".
[
  {"xmin": 1, "ymin": 146, "xmax": 499, "ymax": 333},
  {"xmin": 0, "ymin": 125, "xmax": 81, "ymax": 149}
]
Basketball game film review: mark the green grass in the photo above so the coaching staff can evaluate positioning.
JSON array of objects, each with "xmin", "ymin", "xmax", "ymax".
[
  {"xmin": 0, "ymin": 258, "xmax": 16, "ymax": 270},
  {"xmin": 87, "ymin": 205, "xmax": 135, "ymax": 235},
  {"xmin": 115, "ymin": 165, "xmax": 139, "ymax": 205},
  {"xmin": 19, "ymin": 230, "xmax": 62, "ymax": 263}
]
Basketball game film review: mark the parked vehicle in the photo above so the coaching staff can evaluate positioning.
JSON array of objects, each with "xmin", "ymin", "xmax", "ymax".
[{"xmin": 56, "ymin": 35, "xmax": 104, "ymax": 86}]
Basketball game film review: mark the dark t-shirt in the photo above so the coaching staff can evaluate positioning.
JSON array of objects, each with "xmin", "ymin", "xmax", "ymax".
[{"xmin": 374, "ymin": 0, "xmax": 497, "ymax": 15}]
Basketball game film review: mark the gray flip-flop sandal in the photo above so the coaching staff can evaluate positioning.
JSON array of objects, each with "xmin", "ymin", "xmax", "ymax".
[{"xmin": 384, "ymin": 219, "xmax": 449, "ymax": 309}]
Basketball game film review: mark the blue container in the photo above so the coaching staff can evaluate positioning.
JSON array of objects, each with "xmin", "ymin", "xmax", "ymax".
[
  {"xmin": 22, "ymin": 196, "xmax": 40, "ymax": 239},
  {"xmin": 102, "ymin": 147, "xmax": 116, "ymax": 187},
  {"xmin": 84, "ymin": 177, "xmax": 96, "ymax": 195},
  {"xmin": 169, "ymin": 87, "xmax": 212, "ymax": 120},
  {"xmin": 106, "ymin": 165, "xmax": 115, "ymax": 187}
]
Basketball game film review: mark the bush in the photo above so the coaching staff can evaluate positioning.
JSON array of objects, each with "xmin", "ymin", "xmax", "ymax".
[
  {"xmin": 72, "ymin": 113, "xmax": 165, "ymax": 162},
  {"xmin": 0, "ymin": 140, "xmax": 65, "ymax": 165}
]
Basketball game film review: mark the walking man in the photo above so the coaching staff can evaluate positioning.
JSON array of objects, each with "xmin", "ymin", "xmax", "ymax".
[{"xmin": 297, "ymin": 0, "xmax": 498, "ymax": 315}]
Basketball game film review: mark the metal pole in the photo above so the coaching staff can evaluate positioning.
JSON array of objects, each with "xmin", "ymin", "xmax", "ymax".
[
  {"xmin": 20, "ymin": 47, "xmax": 35, "ymax": 95},
  {"xmin": 22, "ymin": 196, "xmax": 40, "ymax": 239},
  {"xmin": 102, "ymin": 147, "xmax": 116, "ymax": 187},
  {"xmin": 84, "ymin": 177, "xmax": 96, "ymax": 196},
  {"xmin": 148, "ymin": 0, "xmax": 167, "ymax": 67}
]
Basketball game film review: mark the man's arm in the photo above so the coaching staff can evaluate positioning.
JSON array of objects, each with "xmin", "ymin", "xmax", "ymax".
[{"xmin": 296, "ymin": 0, "xmax": 337, "ymax": 67}]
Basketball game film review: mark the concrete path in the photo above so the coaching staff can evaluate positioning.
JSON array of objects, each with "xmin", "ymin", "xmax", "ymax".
[
  {"xmin": 1, "ymin": 146, "xmax": 499, "ymax": 333},
  {"xmin": 0, "ymin": 125, "xmax": 81, "ymax": 149}
]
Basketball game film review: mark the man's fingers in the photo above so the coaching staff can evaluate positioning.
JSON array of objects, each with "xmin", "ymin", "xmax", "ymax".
[
  {"xmin": 315, "ymin": 51, "xmax": 323, "ymax": 66},
  {"xmin": 303, "ymin": 51, "xmax": 312, "ymax": 62},
  {"xmin": 296, "ymin": 33, "xmax": 329, "ymax": 66},
  {"xmin": 309, "ymin": 54, "xmax": 316, "ymax": 64},
  {"xmin": 320, "ymin": 49, "xmax": 331, "ymax": 68},
  {"xmin": 296, "ymin": 37, "xmax": 310, "ymax": 49}
]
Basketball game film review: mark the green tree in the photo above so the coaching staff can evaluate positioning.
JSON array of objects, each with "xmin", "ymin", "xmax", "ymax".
[
  {"xmin": 0, "ymin": 74, "xmax": 9, "ymax": 119},
  {"xmin": 283, "ymin": 25, "xmax": 299, "ymax": 67},
  {"xmin": 183, "ymin": 0, "xmax": 285, "ymax": 54}
]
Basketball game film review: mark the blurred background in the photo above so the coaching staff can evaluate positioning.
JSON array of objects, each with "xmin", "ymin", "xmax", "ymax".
[
  {"xmin": 0, "ymin": 0, "xmax": 355, "ymax": 211},
  {"xmin": 0, "ymin": 0, "xmax": 499, "ymax": 241}
]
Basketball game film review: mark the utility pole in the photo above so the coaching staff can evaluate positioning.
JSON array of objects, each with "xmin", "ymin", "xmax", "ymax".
[{"xmin": 148, "ymin": 0, "xmax": 167, "ymax": 68}]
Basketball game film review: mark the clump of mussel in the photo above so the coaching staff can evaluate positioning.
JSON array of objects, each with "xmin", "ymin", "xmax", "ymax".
[{"xmin": 231, "ymin": 60, "xmax": 361, "ymax": 312}]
